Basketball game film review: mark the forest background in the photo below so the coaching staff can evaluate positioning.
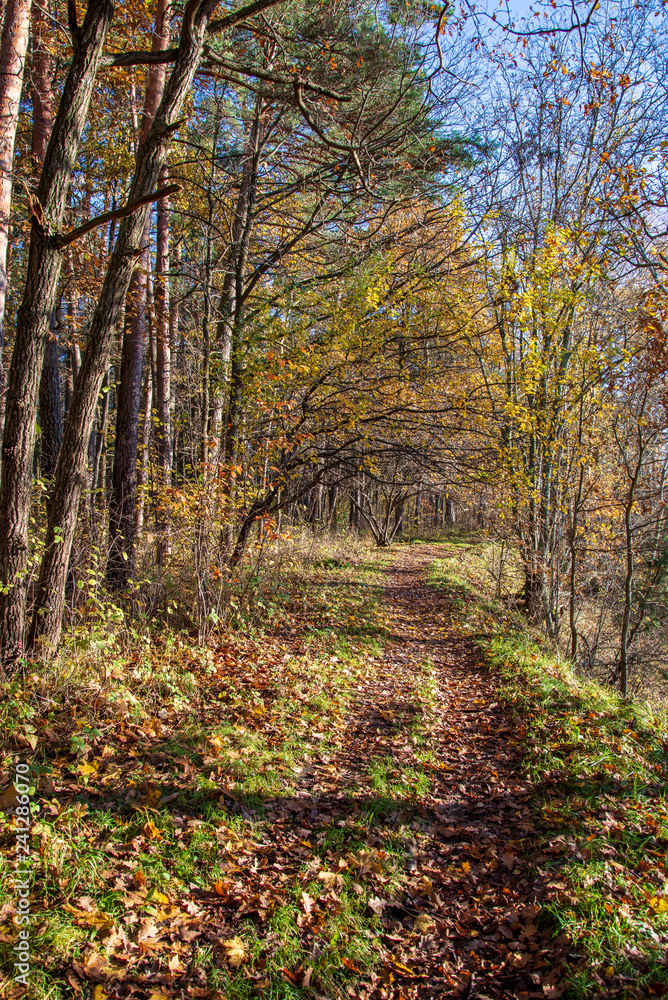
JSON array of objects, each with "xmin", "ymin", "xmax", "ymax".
[{"xmin": 0, "ymin": 0, "xmax": 665, "ymax": 700}]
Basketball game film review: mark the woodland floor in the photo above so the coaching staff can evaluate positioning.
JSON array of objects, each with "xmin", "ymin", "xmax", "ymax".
[
  {"xmin": 1, "ymin": 541, "xmax": 667, "ymax": 1000},
  {"xmin": 270, "ymin": 546, "xmax": 571, "ymax": 1000}
]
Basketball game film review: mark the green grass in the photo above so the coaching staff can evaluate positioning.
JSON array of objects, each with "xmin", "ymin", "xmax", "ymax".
[
  {"xmin": 0, "ymin": 542, "xmax": 407, "ymax": 1000},
  {"xmin": 431, "ymin": 539, "xmax": 668, "ymax": 999},
  {"xmin": 365, "ymin": 756, "xmax": 432, "ymax": 800}
]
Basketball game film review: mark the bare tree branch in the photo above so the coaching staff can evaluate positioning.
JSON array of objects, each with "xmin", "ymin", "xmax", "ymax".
[{"xmin": 53, "ymin": 183, "xmax": 182, "ymax": 247}]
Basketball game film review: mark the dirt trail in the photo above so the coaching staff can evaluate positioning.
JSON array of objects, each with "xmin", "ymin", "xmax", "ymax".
[{"xmin": 283, "ymin": 544, "xmax": 570, "ymax": 999}]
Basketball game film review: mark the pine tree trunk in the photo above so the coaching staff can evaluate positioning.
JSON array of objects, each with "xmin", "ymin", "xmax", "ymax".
[
  {"xmin": 64, "ymin": 244, "xmax": 79, "ymax": 403},
  {"xmin": 135, "ymin": 284, "xmax": 154, "ymax": 545},
  {"xmin": 155, "ymin": 163, "xmax": 171, "ymax": 565},
  {"xmin": 33, "ymin": 0, "xmax": 61, "ymax": 483},
  {"xmin": 0, "ymin": 0, "xmax": 114, "ymax": 667},
  {"xmin": 30, "ymin": 0, "xmax": 54, "ymax": 163},
  {"xmin": 107, "ymin": 0, "xmax": 169, "ymax": 589},
  {"xmin": 90, "ymin": 370, "xmax": 109, "ymax": 533},
  {"xmin": 108, "ymin": 244, "xmax": 148, "ymax": 584},
  {"xmin": 29, "ymin": 0, "xmax": 225, "ymax": 655},
  {"xmin": 0, "ymin": 0, "xmax": 32, "ymax": 412},
  {"xmin": 168, "ymin": 242, "xmax": 179, "ymax": 463},
  {"xmin": 39, "ymin": 315, "xmax": 62, "ymax": 481}
]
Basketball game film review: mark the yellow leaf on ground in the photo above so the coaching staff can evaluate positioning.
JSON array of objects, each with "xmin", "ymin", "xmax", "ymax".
[
  {"xmin": 143, "ymin": 819, "xmax": 162, "ymax": 840},
  {"xmin": 220, "ymin": 936, "xmax": 247, "ymax": 968}
]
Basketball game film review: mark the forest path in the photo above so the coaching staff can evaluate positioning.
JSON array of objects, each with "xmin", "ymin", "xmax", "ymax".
[
  {"xmin": 298, "ymin": 542, "xmax": 570, "ymax": 999},
  {"xmin": 11, "ymin": 543, "xmax": 578, "ymax": 1000}
]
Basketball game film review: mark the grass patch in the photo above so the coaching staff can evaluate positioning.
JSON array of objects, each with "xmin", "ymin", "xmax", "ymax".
[
  {"xmin": 0, "ymin": 539, "xmax": 396, "ymax": 999},
  {"xmin": 431, "ymin": 541, "xmax": 668, "ymax": 999}
]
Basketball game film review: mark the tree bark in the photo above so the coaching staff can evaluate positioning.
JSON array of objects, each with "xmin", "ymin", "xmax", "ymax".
[
  {"xmin": 155, "ymin": 162, "xmax": 171, "ymax": 565},
  {"xmin": 90, "ymin": 370, "xmax": 109, "ymax": 532},
  {"xmin": 63, "ymin": 247, "xmax": 79, "ymax": 415},
  {"xmin": 0, "ymin": 0, "xmax": 114, "ymax": 667},
  {"xmin": 32, "ymin": 2, "xmax": 60, "ymax": 482},
  {"xmin": 0, "ymin": 0, "xmax": 32, "ymax": 411},
  {"xmin": 135, "ymin": 275, "xmax": 154, "ymax": 544},
  {"xmin": 107, "ymin": 0, "xmax": 169, "ymax": 588},
  {"xmin": 29, "ymin": 0, "xmax": 225, "ymax": 655},
  {"xmin": 38, "ymin": 312, "xmax": 62, "ymax": 481},
  {"xmin": 30, "ymin": 0, "xmax": 54, "ymax": 163},
  {"xmin": 107, "ymin": 242, "xmax": 148, "ymax": 583},
  {"xmin": 168, "ymin": 241, "xmax": 180, "ymax": 469}
]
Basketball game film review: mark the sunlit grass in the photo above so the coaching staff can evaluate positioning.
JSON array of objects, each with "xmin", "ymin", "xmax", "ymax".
[{"xmin": 431, "ymin": 542, "xmax": 668, "ymax": 998}]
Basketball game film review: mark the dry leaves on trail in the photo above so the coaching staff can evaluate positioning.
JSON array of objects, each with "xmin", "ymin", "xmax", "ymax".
[{"xmin": 0, "ymin": 545, "xmax": 585, "ymax": 998}]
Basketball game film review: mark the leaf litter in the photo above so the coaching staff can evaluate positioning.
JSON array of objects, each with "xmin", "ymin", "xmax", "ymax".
[{"xmin": 0, "ymin": 543, "xmax": 655, "ymax": 998}]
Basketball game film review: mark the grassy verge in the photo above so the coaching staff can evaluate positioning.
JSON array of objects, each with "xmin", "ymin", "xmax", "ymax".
[
  {"xmin": 431, "ymin": 537, "xmax": 668, "ymax": 1000},
  {"xmin": 0, "ymin": 541, "xmax": 397, "ymax": 999}
]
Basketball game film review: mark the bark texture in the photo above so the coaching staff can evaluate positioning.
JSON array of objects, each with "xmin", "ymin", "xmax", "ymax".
[
  {"xmin": 0, "ymin": 0, "xmax": 114, "ymax": 666},
  {"xmin": 107, "ymin": 0, "xmax": 169, "ymax": 588},
  {"xmin": 155, "ymin": 162, "xmax": 171, "ymax": 565},
  {"xmin": 30, "ymin": 0, "xmax": 224, "ymax": 655},
  {"xmin": 0, "ymin": 0, "xmax": 32, "ymax": 406},
  {"xmin": 39, "ymin": 314, "xmax": 62, "ymax": 480},
  {"xmin": 32, "ymin": 2, "xmax": 61, "ymax": 482}
]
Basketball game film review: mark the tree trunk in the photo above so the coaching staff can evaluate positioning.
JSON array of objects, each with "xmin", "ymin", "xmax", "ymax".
[
  {"xmin": 155, "ymin": 165, "xmax": 171, "ymax": 565},
  {"xmin": 0, "ymin": 0, "xmax": 32, "ymax": 414},
  {"xmin": 33, "ymin": 5, "xmax": 60, "ymax": 483},
  {"xmin": 218, "ymin": 103, "xmax": 262, "ymax": 544},
  {"xmin": 107, "ymin": 243, "xmax": 148, "ymax": 584},
  {"xmin": 568, "ymin": 464, "xmax": 584, "ymax": 661},
  {"xmin": 90, "ymin": 370, "xmax": 109, "ymax": 533},
  {"xmin": 522, "ymin": 560, "xmax": 546, "ymax": 621},
  {"xmin": 168, "ymin": 241, "xmax": 180, "ymax": 463},
  {"xmin": 135, "ymin": 280, "xmax": 154, "ymax": 544},
  {"xmin": 38, "ymin": 313, "xmax": 62, "ymax": 481},
  {"xmin": 29, "ymin": 0, "xmax": 225, "ymax": 656},
  {"xmin": 30, "ymin": 0, "xmax": 54, "ymax": 164},
  {"xmin": 64, "ymin": 246, "xmax": 79, "ymax": 416},
  {"xmin": 0, "ymin": 0, "xmax": 114, "ymax": 667},
  {"xmin": 107, "ymin": 0, "xmax": 169, "ymax": 589}
]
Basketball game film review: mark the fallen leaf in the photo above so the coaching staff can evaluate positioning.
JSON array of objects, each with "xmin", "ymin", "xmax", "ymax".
[
  {"xmin": 221, "ymin": 936, "xmax": 247, "ymax": 968},
  {"xmin": 168, "ymin": 954, "xmax": 186, "ymax": 974},
  {"xmin": 414, "ymin": 913, "xmax": 435, "ymax": 933},
  {"xmin": 143, "ymin": 819, "xmax": 162, "ymax": 840}
]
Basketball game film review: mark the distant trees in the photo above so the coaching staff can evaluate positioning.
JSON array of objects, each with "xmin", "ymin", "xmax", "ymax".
[
  {"xmin": 0, "ymin": 0, "xmax": 472, "ymax": 667},
  {"xmin": 446, "ymin": 0, "xmax": 668, "ymax": 692},
  {"xmin": 0, "ymin": 0, "xmax": 666, "ymax": 700}
]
